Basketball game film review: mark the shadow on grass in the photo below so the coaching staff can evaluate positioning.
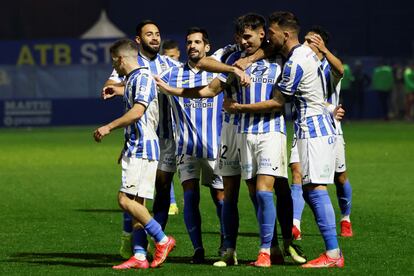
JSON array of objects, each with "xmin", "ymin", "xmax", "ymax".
[
  {"xmin": 5, "ymin": 252, "xmax": 120, "ymax": 268},
  {"xmin": 5, "ymin": 252, "xmax": 225, "ymax": 268}
]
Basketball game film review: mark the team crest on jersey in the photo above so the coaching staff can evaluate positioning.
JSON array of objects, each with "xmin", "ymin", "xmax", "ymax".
[
  {"xmin": 161, "ymin": 63, "xmax": 168, "ymax": 72},
  {"xmin": 207, "ymin": 74, "xmax": 214, "ymax": 83},
  {"xmin": 138, "ymin": 85, "xmax": 146, "ymax": 92},
  {"xmin": 251, "ymin": 65, "xmax": 268, "ymax": 76},
  {"xmin": 251, "ymin": 64, "xmax": 275, "ymax": 84}
]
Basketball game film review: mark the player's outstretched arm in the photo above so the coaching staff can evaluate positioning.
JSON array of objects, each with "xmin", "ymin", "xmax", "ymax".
[
  {"xmin": 154, "ymin": 75, "xmax": 225, "ymax": 98},
  {"xmin": 93, "ymin": 103, "xmax": 146, "ymax": 142},
  {"xmin": 102, "ymin": 84, "xmax": 125, "ymax": 99},
  {"xmin": 224, "ymin": 88, "xmax": 285, "ymax": 114}
]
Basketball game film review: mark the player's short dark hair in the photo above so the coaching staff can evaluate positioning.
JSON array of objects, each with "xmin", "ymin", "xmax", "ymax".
[
  {"xmin": 135, "ymin": 20, "xmax": 160, "ymax": 37},
  {"xmin": 110, "ymin": 39, "xmax": 139, "ymax": 56},
  {"xmin": 308, "ymin": 25, "xmax": 330, "ymax": 45},
  {"xmin": 268, "ymin": 11, "xmax": 300, "ymax": 32},
  {"xmin": 161, "ymin": 39, "xmax": 179, "ymax": 51},
  {"xmin": 186, "ymin": 27, "xmax": 209, "ymax": 44},
  {"xmin": 235, "ymin": 13, "xmax": 266, "ymax": 35}
]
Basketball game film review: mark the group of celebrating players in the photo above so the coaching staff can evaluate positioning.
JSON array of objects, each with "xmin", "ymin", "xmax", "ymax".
[{"xmin": 93, "ymin": 10, "xmax": 353, "ymax": 269}]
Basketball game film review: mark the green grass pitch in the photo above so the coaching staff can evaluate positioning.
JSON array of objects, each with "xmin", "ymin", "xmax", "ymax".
[{"xmin": 0, "ymin": 121, "xmax": 413, "ymax": 275}]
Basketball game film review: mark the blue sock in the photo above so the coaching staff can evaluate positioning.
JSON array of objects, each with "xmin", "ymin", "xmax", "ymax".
[
  {"xmin": 336, "ymin": 180, "xmax": 352, "ymax": 216},
  {"xmin": 222, "ymin": 198, "xmax": 239, "ymax": 249},
  {"xmin": 291, "ymin": 184, "xmax": 305, "ymax": 221},
  {"xmin": 303, "ymin": 189, "xmax": 339, "ymax": 251},
  {"xmin": 184, "ymin": 189, "xmax": 203, "ymax": 249},
  {"xmin": 123, "ymin": 212, "xmax": 133, "ymax": 233},
  {"xmin": 144, "ymin": 218, "xmax": 166, "ymax": 243},
  {"xmin": 133, "ymin": 229, "xmax": 148, "ymax": 255},
  {"xmin": 256, "ymin": 191, "xmax": 276, "ymax": 249},
  {"xmin": 170, "ymin": 181, "xmax": 176, "ymax": 204},
  {"xmin": 249, "ymin": 193, "xmax": 259, "ymax": 217},
  {"xmin": 210, "ymin": 188, "xmax": 225, "ymax": 238}
]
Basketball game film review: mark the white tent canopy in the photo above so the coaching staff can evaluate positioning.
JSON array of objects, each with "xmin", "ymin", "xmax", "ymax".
[{"xmin": 81, "ymin": 10, "xmax": 126, "ymax": 39}]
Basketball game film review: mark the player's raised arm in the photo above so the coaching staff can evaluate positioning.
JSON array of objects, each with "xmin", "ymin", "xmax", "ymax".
[{"xmin": 308, "ymin": 33, "xmax": 344, "ymax": 78}]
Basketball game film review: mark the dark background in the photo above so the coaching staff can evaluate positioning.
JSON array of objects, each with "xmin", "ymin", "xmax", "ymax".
[{"xmin": 1, "ymin": 0, "xmax": 413, "ymax": 58}]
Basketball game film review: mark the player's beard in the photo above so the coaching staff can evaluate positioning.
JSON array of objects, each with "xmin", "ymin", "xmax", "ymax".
[
  {"xmin": 142, "ymin": 41, "xmax": 160, "ymax": 56},
  {"xmin": 188, "ymin": 50, "xmax": 202, "ymax": 63}
]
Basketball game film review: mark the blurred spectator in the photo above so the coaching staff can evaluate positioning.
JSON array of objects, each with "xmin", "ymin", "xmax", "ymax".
[
  {"xmin": 372, "ymin": 62, "xmax": 394, "ymax": 120},
  {"xmin": 391, "ymin": 63, "xmax": 405, "ymax": 119},
  {"xmin": 161, "ymin": 39, "xmax": 181, "ymax": 61},
  {"xmin": 351, "ymin": 60, "xmax": 370, "ymax": 119},
  {"xmin": 404, "ymin": 63, "xmax": 414, "ymax": 120}
]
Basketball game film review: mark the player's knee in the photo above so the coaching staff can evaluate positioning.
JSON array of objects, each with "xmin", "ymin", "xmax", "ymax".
[
  {"xmin": 117, "ymin": 192, "xmax": 130, "ymax": 210},
  {"xmin": 334, "ymin": 172, "xmax": 348, "ymax": 185},
  {"xmin": 290, "ymin": 163, "xmax": 302, "ymax": 184}
]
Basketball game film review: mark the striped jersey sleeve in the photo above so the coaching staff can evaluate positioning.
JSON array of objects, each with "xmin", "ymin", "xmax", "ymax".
[{"xmin": 277, "ymin": 60, "xmax": 304, "ymax": 96}]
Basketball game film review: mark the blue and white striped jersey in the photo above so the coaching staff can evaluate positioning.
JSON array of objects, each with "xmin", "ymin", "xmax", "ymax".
[
  {"xmin": 122, "ymin": 68, "xmax": 159, "ymax": 160},
  {"xmin": 277, "ymin": 45, "xmax": 336, "ymax": 139},
  {"xmin": 109, "ymin": 52, "xmax": 181, "ymax": 140},
  {"xmin": 160, "ymin": 63, "xmax": 223, "ymax": 159},
  {"xmin": 322, "ymin": 58, "xmax": 343, "ymax": 135},
  {"xmin": 211, "ymin": 44, "xmax": 241, "ymax": 126},
  {"xmin": 218, "ymin": 51, "xmax": 286, "ymax": 134}
]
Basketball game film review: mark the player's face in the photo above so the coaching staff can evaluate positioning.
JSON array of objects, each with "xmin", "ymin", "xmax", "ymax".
[
  {"xmin": 186, "ymin": 32, "xmax": 210, "ymax": 63},
  {"xmin": 137, "ymin": 24, "xmax": 161, "ymax": 55},
  {"xmin": 111, "ymin": 53, "xmax": 125, "ymax": 76},
  {"xmin": 164, "ymin": 48, "xmax": 180, "ymax": 61},
  {"xmin": 239, "ymin": 27, "xmax": 264, "ymax": 55},
  {"xmin": 268, "ymin": 22, "xmax": 287, "ymax": 53}
]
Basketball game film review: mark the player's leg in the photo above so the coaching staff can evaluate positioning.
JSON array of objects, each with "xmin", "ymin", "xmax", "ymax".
[
  {"xmin": 299, "ymin": 136, "xmax": 344, "ymax": 268},
  {"xmin": 253, "ymin": 174, "xmax": 276, "ymax": 267},
  {"xmin": 178, "ymin": 155, "xmax": 204, "ymax": 263},
  {"xmin": 114, "ymin": 157, "xmax": 175, "ymax": 269},
  {"xmin": 115, "ymin": 193, "xmax": 175, "ymax": 269},
  {"xmin": 333, "ymin": 135, "xmax": 353, "ymax": 237},
  {"xmin": 213, "ymin": 122, "xmax": 242, "ymax": 266},
  {"xmin": 289, "ymin": 139, "xmax": 305, "ymax": 239},
  {"xmin": 120, "ymin": 212, "xmax": 133, "ymax": 259},
  {"xmin": 213, "ymin": 175, "xmax": 241, "ymax": 267},
  {"xmin": 153, "ymin": 138, "xmax": 176, "ymax": 229},
  {"xmin": 203, "ymin": 159, "xmax": 225, "ymax": 257},
  {"xmin": 153, "ymin": 169, "xmax": 174, "ymax": 229},
  {"xmin": 168, "ymin": 181, "xmax": 179, "ymax": 215}
]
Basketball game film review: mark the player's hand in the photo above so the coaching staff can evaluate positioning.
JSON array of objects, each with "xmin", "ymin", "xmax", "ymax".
[
  {"xmin": 93, "ymin": 125, "xmax": 110, "ymax": 142},
  {"xmin": 233, "ymin": 57, "xmax": 252, "ymax": 71},
  {"xmin": 334, "ymin": 104, "xmax": 345, "ymax": 121},
  {"xmin": 308, "ymin": 34, "xmax": 328, "ymax": 55},
  {"xmin": 154, "ymin": 75, "xmax": 184, "ymax": 96},
  {"xmin": 223, "ymin": 98, "xmax": 239, "ymax": 114},
  {"xmin": 233, "ymin": 67, "xmax": 250, "ymax": 87},
  {"xmin": 102, "ymin": 85, "xmax": 122, "ymax": 100}
]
